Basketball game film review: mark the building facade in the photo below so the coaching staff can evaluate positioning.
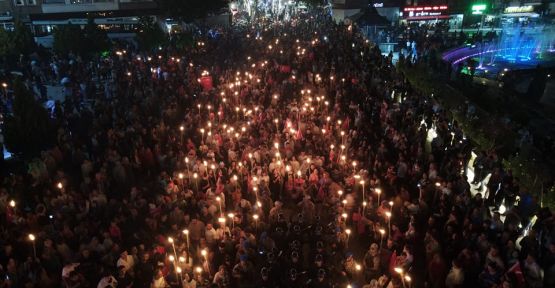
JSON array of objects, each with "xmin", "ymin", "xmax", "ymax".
[
  {"xmin": 0, "ymin": 0, "xmax": 157, "ymax": 30},
  {"xmin": 0, "ymin": 0, "xmax": 157, "ymax": 46}
]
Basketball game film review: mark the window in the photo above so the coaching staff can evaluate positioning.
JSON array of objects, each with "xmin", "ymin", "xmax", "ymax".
[
  {"xmin": 14, "ymin": 0, "xmax": 24, "ymax": 6},
  {"xmin": 27, "ymin": 0, "xmax": 36, "ymax": 5}
]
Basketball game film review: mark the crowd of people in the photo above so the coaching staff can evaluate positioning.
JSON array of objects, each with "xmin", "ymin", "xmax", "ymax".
[{"xmin": 0, "ymin": 11, "xmax": 554, "ymax": 288}]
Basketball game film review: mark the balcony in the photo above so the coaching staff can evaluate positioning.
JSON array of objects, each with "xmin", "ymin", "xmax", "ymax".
[{"xmin": 42, "ymin": 0, "xmax": 119, "ymax": 14}]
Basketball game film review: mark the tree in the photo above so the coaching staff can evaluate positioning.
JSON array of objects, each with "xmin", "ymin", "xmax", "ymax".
[
  {"xmin": 0, "ymin": 27, "xmax": 14, "ymax": 57},
  {"xmin": 136, "ymin": 16, "xmax": 167, "ymax": 51},
  {"xmin": 157, "ymin": 0, "xmax": 227, "ymax": 23},
  {"xmin": 4, "ymin": 80, "xmax": 54, "ymax": 159},
  {"xmin": 84, "ymin": 18, "xmax": 111, "ymax": 54},
  {"xmin": 53, "ymin": 20, "xmax": 110, "ymax": 57},
  {"xmin": 53, "ymin": 25, "xmax": 86, "ymax": 56},
  {"xmin": 11, "ymin": 21, "xmax": 36, "ymax": 56}
]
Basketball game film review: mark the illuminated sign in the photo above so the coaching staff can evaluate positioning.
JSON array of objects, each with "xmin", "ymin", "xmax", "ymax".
[
  {"xmin": 403, "ymin": 5, "xmax": 448, "ymax": 12},
  {"xmin": 373, "ymin": 3, "xmax": 384, "ymax": 8},
  {"xmin": 504, "ymin": 6, "xmax": 534, "ymax": 14},
  {"xmin": 471, "ymin": 4, "xmax": 487, "ymax": 15},
  {"xmin": 403, "ymin": 6, "xmax": 448, "ymax": 20}
]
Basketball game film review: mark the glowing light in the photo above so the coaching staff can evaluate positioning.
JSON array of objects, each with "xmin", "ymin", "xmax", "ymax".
[{"xmin": 499, "ymin": 204, "xmax": 506, "ymax": 214}]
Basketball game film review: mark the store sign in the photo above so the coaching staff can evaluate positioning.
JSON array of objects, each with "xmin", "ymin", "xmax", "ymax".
[
  {"xmin": 504, "ymin": 6, "xmax": 534, "ymax": 14},
  {"xmin": 403, "ymin": 6, "xmax": 448, "ymax": 20},
  {"xmin": 471, "ymin": 4, "xmax": 487, "ymax": 15},
  {"xmin": 403, "ymin": 5, "xmax": 448, "ymax": 12}
]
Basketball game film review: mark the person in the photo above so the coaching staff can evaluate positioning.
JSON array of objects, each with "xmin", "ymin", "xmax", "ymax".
[
  {"xmin": 0, "ymin": 9, "xmax": 551, "ymax": 288},
  {"xmin": 523, "ymin": 254, "xmax": 543, "ymax": 288},
  {"xmin": 182, "ymin": 272, "xmax": 197, "ymax": 288},
  {"xmin": 152, "ymin": 269, "xmax": 168, "ymax": 288},
  {"xmin": 363, "ymin": 243, "xmax": 381, "ymax": 282},
  {"xmin": 445, "ymin": 259, "xmax": 464, "ymax": 288}
]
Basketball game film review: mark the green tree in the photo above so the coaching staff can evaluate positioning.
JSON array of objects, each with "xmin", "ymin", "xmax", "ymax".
[
  {"xmin": 157, "ymin": 0, "xmax": 227, "ymax": 23},
  {"xmin": 84, "ymin": 18, "xmax": 111, "ymax": 54},
  {"xmin": 53, "ymin": 25, "xmax": 86, "ymax": 55},
  {"xmin": 4, "ymin": 80, "xmax": 54, "ymax": 158},
  {"xmin": 0, "ymin": 27, "xmax": 14, "ymax": 56},
  {"xmin": 11, "ymin": 21, "xmax": 36, "ymax": 55},
  {"xmin": 136, "ymin": 16, "xmax": 167, "ymax": 51}
]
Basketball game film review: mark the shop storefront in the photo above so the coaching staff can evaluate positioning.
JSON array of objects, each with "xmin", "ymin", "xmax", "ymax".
[
  {"xmin": 501, "ymin": 5, "xmax": 541, "ymax": 25},
  {"xmin": 400, "ymin": 5, "xmax": 450, "ymax": 24}
]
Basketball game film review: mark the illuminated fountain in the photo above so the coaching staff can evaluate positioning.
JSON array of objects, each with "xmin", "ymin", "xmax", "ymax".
[{"xmin": 443, "ymin": 24, "xmax": 555, "ymax": 78}]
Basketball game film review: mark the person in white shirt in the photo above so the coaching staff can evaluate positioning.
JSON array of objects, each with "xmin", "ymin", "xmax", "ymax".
[
  {"xmin": 205, "ymin": 223, "xmax": 217, "ymax": 246},
  {"xmin": 116, "ymin": 251, "xmax": 134, "ymax": 273},
  {"xmin": 445, "ymin": 259, "xmax": 464, "ymax": 288}
]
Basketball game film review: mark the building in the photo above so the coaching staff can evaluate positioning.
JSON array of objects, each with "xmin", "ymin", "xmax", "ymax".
[
  {"xmin": 0, "ymin": 0, "xmax": 158, "ymax": 46},
  {"xmin": 0, "ymin": 0, "xmax": 14, "ymax": 30}
]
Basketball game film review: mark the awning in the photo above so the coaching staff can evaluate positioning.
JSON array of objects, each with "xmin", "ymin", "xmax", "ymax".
[{"xmin": 350, "ymin": 7, "xmax": 390, "ymax": 27}]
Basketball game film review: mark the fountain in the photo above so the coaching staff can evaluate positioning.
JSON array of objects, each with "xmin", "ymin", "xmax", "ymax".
[{"xmin": 443, "ymin": 23, "xmax": 555, "ymax": 78}]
